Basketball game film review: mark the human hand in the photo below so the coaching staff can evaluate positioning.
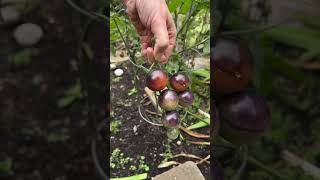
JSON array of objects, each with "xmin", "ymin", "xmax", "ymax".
[{"xmin": 125, "ymin": 0, "xmax": 177, "ymax": 64}]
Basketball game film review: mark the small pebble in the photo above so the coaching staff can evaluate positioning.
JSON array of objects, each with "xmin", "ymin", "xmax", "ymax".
[
  {"xmin": 114, "ymin": 68, "xmax": 124, "ymax": 76},
  {"xmin": 110, "ymin": 63, "xmax": 116, "ymax": 70},
  {"xmin": 177, "ymin": 140, "xmax": 182, "ymax": 145},
  {"xmin": 133, "ymin": 125, "xmax": 138, "ymax": 134},
  {"xmin": 13, "ymin": 23, "xmax": 43, "ymax": 46},
  {"xmin": 1, "ymin": 6, "xmax": 20, "ymax": 23}
]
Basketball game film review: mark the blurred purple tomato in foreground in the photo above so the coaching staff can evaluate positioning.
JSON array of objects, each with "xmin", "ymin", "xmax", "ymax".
[
  {"xmin": 212, "ymin": 38, "xmax": 253, "ymax": 95},
  {"xmin": 219, "ymin": 91, "xmax": 270, "ymax": 145}
]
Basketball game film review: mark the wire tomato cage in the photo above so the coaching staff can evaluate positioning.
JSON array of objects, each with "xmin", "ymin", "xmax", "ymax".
[{"xmin": 138, "ymin": 95, "xmax": 163, "ymax": 127}]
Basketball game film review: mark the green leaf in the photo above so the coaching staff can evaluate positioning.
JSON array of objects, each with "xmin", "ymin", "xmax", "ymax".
[
  {"xmin": 168, "ymin": 0, "xmax": 182, "ymax": 12},
  {"xmin": 295, "ymin": 13, "xmax": 320, "ymax": 29},
  {"xmin": 180, "ymin": 0, "xmax": 192, "ymax": 14},
  {"xmin": 128, "ymin": 87, "xmax": 138, "ymax": 96},
  {"xmin": 57, "ymin": 95, "xmax": 77, "ymax": 108},
  {"xmin": 191, "ymin": 69, "xmax": 210, "ymax": 79},
  {"xmin": 8, "ymin": 48, "xmax": 40, "ymax": 67},
  {"xmin": 203, "ymin": 41, "xmax": 210, "ymax": 55},
  {"xmin": 187, "ymin": 118, "xmax": 210, "ymax": 130},
  {"xmin": 82, "ymin": 43, "xmax": 94, "ymax": 60},
  {"xmin": 265, "ymin": 51, "xmax": 305, "ymax": 82},
  {"xmin": 12, "ymin": 0, "xmax": 40, "ymax": 14},
  {"xmin": 0, "ymin": 158, "xmax": 12, "ymax": 174},
  {"xmin": 57, "ymin": 84, "xmax": 83, "ymax": 108},
  {"xmin": 165, "ymin": 54, "xmax": 180, "ymax": 74},
  {"xmin": 110, "ymin": 173, "xmax": 148, "ymax": 180},
  {"xmin": 65, "ymin": 84, "xmax": 82, "ymax": 96},
  {"xmin": 265, "ymin": 26, "xmax": 320, "ymax": 51}
]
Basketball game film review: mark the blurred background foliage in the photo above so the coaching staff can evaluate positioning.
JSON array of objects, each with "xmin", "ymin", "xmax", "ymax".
[{"xmin": 214, "ymin": 0, "xmax": 320, "ymax": 179}]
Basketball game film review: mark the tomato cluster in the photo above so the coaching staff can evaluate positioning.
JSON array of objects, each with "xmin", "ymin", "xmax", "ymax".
[
  {"xmin": 146, "ymin": 70, "xmax": 194, "ymax": 128},
  {"xmin": 212, "ymin": 37, "xmax": 270, "ymax": 145}
]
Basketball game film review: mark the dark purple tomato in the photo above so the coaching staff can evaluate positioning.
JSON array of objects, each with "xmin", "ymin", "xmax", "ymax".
[
  {"xmin": 219, "ymin": 91, "xmax": 270, "ymax": 145},
  {"xmin": 146, "ymin": 69, "xmax": 168, "ymax": 91},
  {"xmin": 162, "ymin": 111, "xmax": 180, "ymax": 128},
  {"xmin": 212, "ymin": 38, "xmax": 253, "ymax": 95},
  {"xmin": 178, "ymin": 90, "xmax": 194, "ymax": 107},
  {"xmin": 159, "ymin": 89, "xmax": 179, "ymax": 111},
  {"xmin": 170, "ymin": 74, "xmax": 190, "ymax": 92}
]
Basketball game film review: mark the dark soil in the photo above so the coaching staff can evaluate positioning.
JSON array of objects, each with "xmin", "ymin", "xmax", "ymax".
[
  {"xmin": 110, "ymin": 61, "xmax": 210, "ymax": 179},
  {"xmin": 0, "ymin": 1, "xmax": 107, "ymax": 179}
]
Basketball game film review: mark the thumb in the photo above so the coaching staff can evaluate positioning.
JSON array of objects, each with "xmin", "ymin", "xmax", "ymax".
[{"xmin": 151, "ymin": 19, "xmax": 169, "ymax": 62}]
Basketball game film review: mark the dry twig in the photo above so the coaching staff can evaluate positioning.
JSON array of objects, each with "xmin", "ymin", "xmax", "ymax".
[{"xmin": 282, "ymin": 150, "xmax": 320, "ymax": 179}]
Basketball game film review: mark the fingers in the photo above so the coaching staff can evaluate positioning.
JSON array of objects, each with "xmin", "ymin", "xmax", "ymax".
[
  {"xmin": 151, "ymin": 11, "xmax": 177, "ymax": 64},
  {"xmin": 141, "ymin": 42, "xmax": 149, "ymax": 58},
  {"xmin": 128, "ymin": 0, "xmax": 176, "ymax": 64},
  {"xmin": 146, "ymin": 47, "xmax": 154, "ymax": 63},
  {"xmin": 151, "ymin": 19, "xmax": 169, "ymax": 63},
  {"xmin": 142, "ymin": 45, "xmax": 154, "ymax": 63},
  {"xmin": 164, "ymin": 11, "xmax": 177, "ymax": 62},
  {"xmin": 141, "ymin": 36, "xmax": 155, "ymax": 63}
]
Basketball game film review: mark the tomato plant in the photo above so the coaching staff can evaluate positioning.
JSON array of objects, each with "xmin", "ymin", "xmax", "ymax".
[{"xmin": 110, "ymin": 0, "xmax": 211, "ymax": 178}]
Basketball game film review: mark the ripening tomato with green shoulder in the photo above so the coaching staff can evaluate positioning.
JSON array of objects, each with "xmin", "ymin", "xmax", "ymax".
[{"xmin": 159, "ymin": 89, "xmax": 179, "ymax": 111}]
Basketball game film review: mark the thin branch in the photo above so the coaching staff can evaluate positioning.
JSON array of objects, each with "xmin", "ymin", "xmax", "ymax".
[
  {"xmin": 91, "ymin": 139, "xmax": 109, "ymax": 179},
  {"xmin": 165, "ymin": 153, "xmax": 210, "ymax": 165},
  {"xmin": 177, "ymin": 37, "xmax": 210, "ymax": 54},
  {"xmin": 113, "ymin": 18, "xmax": 134, "ymax": 60},
  {"xmin": 138, "ymin": 104, "xmax": 163, "ymax": 126},
  {"xmin": 113, "ymin": 18, "xmax": 149, "ymax": 72},
  {"xmin": 182, "ymin": 2, "xmax": 197, "ymax": 50},
  {"xmin": 217, "ymin": 0, "xmax": 230, "ymax": 34},
  {"xmin": 197, "ymin": 155, "xmax": 210, "ymax": 165},
  {"xmin": 65, "ymin": 0, "xmax": 99, "ymax": 20},
  {"xmin": 221, "ymin": 11, "xmax": 298, "ymax": 36},
  {"xmin": 231, "ymin": 146, "xmax": 248, "ymax": 180},
  {"xmin": 248, "ymin": 156, "xmax": 288, "ymax": 180},
  {"xmin": 188, "ymin": 141, "xmax": 210, "ymax": 146},
  {"xmin": 282, "ymin": 150, "xmax": 320, "ymax": 179},
  {"xmin": 176, "ymin": 2, "xmax": 192, "ymax": 38},
  {"xmin": 180, "ymin": 127, "xmax": 210, "ymax": 139}
]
